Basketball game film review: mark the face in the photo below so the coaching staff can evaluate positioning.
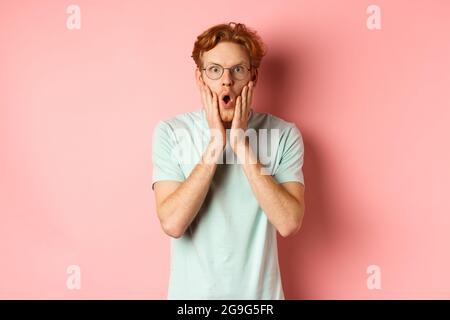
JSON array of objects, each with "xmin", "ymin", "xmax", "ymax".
[{"xmin": 195, "ymin": 41, "xmax": 257, "ymax": 123}]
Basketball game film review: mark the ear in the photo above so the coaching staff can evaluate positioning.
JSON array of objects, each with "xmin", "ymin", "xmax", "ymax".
[
  {"xmin": 251, "ymin": 68, "xmax": 259, "ymax": 86},
  {"xmin": 195, "ymin": 67, "xmax": 203, "ymax": 88}
]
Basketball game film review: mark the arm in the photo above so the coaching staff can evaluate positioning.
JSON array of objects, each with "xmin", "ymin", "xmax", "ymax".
[
  {"xmin": 154, "ymin": 140, "xmax": 222, "ymax": 238},
  {"xmin": 235, "ymin": 142, "xmax": 305, "ymax": 238},
  {"xmin": 154, "ymin": 72, "xmax": 227, "ymax": 239},
  {"xmin": 227, "ymin": 81, "xmax": 305, "ymax": 238}
]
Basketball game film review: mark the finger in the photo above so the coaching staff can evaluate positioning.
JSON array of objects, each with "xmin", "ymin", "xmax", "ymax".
[
  {"xmin": 200, "ymin": 84, "xmax": 208, "ymax": 112},
  {"xmin": 213, "ymin": 92, "xmax": 219, "ymax": 115},
  {"xmin": 241, "ymin": 85, "xmax": 247, "ymax": 112},
  {"xmin": 231, "ymin": 100, "xmax": 237, "ymax": 130},
  {"xmin": 205, "ymin": 83, "xmax": 213, "ymax": 108},
  {"xmin": 248, "ymin": 81, "xmax": 253, "ymax": 110},
  {"xmin": 202, "ymin": 90, "xmax": 213, "ymax": 123},
  {"xmin": 199, "ymin": 77, "xmax": 210, "ymax": 106},
  {"xmin": 203, "ymin": 83, "xmax": 212, "ymax": 112},
  {"xmin": 235, "ymin": 96, "xmax": 242, "ymax": 119},
  {"xmin": 198, "ymin": 76, "xmax": 204, "ymax": 88},
  {"xmin": 242, "ymin": 85, "xmax": 248, "ymax": 119}
]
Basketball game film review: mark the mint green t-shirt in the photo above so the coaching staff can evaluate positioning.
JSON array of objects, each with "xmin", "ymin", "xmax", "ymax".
[{"xmin": 151, "ymin": 108, "xmax": 305, "ymax": 300}]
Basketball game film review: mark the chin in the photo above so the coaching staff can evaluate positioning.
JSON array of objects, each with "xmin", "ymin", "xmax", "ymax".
[{"xmin": 220, "ymin": 108, "xmax": 234, "ymax": 122}]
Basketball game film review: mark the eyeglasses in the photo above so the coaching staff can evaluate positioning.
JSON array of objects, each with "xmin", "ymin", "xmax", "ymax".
[{"xmin": 201, "ymin": 64, "xmax": 252, "ymax": 80}]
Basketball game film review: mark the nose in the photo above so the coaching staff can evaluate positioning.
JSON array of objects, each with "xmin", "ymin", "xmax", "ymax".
[{"xmin": 221, "ymin": 69, "xmax": 233, "ymax": 87}]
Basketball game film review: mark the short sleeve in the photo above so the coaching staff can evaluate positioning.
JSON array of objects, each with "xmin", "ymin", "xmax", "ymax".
[
  {"xmin": 273, "ymin": 124, "xmax": 305, "ymax": 185},
  {"xmin": 151, "ymin": 120, "xmax": 185, "ymax": 190}
]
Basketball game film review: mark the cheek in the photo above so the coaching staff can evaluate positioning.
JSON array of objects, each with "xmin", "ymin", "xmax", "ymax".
[{"xmin": 206, "ymin": 83, "xmax": 217, "ymax": 93}]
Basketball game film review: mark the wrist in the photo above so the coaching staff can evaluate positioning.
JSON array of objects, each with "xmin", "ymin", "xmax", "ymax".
[
  {"xmin": 234, "ymin": 140, "xmax": 255, "ymax": 164},
  {"xmin": 201, "ymin": 140, "xmax": 223, "ymax": 165}
]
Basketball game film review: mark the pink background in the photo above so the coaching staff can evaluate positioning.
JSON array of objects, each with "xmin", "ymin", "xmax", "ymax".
[{"xmin": 1, "ymin": 0, "xmax": 449, "ymax": 299}]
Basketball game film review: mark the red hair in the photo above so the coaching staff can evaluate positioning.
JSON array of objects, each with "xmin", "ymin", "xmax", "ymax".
[{"xmin": 191, "ymin": 22, "xmax": 267, "ymax": 79}]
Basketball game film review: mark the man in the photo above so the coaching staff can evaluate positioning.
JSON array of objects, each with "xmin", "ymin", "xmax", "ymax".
[{"xmin": 151, "ymin": 22, "xmax": 305, "ymax": 299}]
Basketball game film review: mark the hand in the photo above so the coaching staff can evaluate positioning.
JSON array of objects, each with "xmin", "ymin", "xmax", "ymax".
[
  {"xmin": 196, "ymin": 76, "xmax": 226, "ymax": 151},
  {"xmin": 230, "ymin": 81, "xmax": 254, "ymax": 153}
]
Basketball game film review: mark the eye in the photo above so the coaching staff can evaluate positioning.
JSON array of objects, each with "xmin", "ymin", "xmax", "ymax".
[
  {"xmin": 208, "ymin": 66, "xmax": 221, "ymax": 74},
  {"xmin": 233, "ymin": 65, "xmax": 243, "ymax": 73}
]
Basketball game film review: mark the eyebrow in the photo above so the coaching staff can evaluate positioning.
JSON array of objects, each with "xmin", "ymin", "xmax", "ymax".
[{"xmin": 207, "ymin": 61, "xmax": 248, "ymax": 66}]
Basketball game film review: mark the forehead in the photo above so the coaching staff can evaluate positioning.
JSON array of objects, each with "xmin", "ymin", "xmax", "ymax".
[{"xmin": 201, "ymin": 41, "xmax": 250, "ymax": 66}]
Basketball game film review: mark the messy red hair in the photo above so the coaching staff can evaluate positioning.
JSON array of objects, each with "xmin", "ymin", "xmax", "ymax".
[{"xmin": 191, "ymin": 22, "xmax": 267, "ymax": 80}]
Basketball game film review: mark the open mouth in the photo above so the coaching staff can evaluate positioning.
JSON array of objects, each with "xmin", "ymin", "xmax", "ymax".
[
  {"xmin": 223, "ymin": 95, "xmax": 231, "ymax": 104},
  {"xmin": 222, "ymin": 95, "xmax": 234, "ymax": 108}
]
